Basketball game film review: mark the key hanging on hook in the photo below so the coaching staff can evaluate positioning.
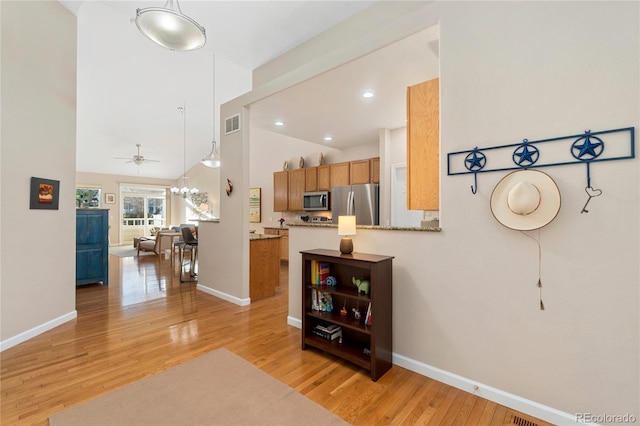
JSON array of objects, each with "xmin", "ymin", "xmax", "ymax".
[
  {"xmin": 570, "ymin": 130, "xmax": 605, "ymax": 213},
  {"xmin": 581, "ymin": 185, "xmax": 603, "ymax": 214}
]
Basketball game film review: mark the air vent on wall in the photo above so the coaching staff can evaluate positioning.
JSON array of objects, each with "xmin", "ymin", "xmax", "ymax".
[{"xmin": 224, "ymin": 114, "xmax": 240, "ymax": 135}]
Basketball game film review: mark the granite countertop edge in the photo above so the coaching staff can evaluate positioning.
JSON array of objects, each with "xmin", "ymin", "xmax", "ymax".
[
  {"xmin": 250, "ymin": 234, "xmax": 282, "ymax": 240},
  {"xmin": 287, "ymin": 223, "xmax": 441, "ymax": 232}
]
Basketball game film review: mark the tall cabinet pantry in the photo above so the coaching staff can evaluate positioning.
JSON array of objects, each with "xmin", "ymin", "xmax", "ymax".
[{"xmin": 76, "ymin": 209, "xmax": 109, "ymax": 286}]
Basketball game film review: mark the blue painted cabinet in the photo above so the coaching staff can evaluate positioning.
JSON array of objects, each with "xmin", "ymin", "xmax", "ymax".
[{"xmin": 76, "ymin": 209, "xmax": 109, "ymax": 286}]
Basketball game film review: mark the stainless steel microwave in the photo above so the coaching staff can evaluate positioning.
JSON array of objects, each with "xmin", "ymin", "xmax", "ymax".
[{"xmin": 303, "ymin": 191, "xmax": 330, "ymax": 211}]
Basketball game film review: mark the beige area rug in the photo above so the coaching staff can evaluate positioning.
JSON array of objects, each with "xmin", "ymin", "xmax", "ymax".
[{"xmin": 49, "ymin": 348, "xmax": 348, "ymax": 426}]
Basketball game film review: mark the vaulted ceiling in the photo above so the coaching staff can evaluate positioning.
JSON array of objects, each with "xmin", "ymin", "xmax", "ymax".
[{"xmin": 62, "ymin": 1, "xmax": 438, "ymax": 180}]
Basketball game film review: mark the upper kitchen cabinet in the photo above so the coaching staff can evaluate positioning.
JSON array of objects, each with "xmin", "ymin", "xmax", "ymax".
[
  {"xmin": 371, "ymin": 158, "xmax": 380, "ymax": 183},
  {"xmin": 317, "ymin": 165, "xmax": 331, "ymax": 191},
  {"xmin": 288, "ymin": 168, "xmax": 306, "ymax": 211},
  {"xmin": 350, "ymin": 157, "xmax": 380, "ymax": 185},
  {"xmin": 273, "ymin": 171, "xmax": 289, "ymax": 212},
  {"xmin": 305, "ymin": 167, "xmax": 318, "ymax": 192},
  {"xmin": 330, "ymin": 162, "xmax": 350, "ymax": 188},
  {"xmin": 407, "ymin": 78, "xmax": 439, "ymax": 210}
]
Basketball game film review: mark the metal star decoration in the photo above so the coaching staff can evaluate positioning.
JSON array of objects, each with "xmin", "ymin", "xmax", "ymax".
[
  {"xmin": 512, "ymin": 140, "xmax": 539, "ymax": 167},
  {"xmin": 464, "ymin": 148, "xmax": 487, "ymax": 171},
  {"xmin": 571, "ymin": 132, "xmax": 604, "ymax": 160}
]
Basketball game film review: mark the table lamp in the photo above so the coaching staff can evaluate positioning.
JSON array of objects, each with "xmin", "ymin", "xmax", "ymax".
[{"xmin": 338, "ymin": 215, "xmax": 356, "ymax": 254}]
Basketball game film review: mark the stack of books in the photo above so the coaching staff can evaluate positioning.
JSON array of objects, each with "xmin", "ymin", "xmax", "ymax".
[
  {"xmin": 311, "ymin": 323, "xmax": 342, "ymax": 341},
  {"xmin": 310, "ymin": 260, "xmax": 331, "ymax": 285}
]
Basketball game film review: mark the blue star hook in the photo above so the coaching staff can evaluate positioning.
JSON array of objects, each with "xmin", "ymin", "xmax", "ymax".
[
  {"xmin": 571, "ymin": 130, "xmax": 605, "ymax": 188},
  {"xmin": 464, "ymin": 147, "xmax": 486, "ymax": 194},
  {"xmin": 513, "ymin": 139, "xmax": 540, "ymax": 167}
]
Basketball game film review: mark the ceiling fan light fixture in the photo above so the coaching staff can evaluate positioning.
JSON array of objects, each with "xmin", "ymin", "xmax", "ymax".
[{"xmin": 135, "ymin": 0, "xmax": 206, "ymax": 51}]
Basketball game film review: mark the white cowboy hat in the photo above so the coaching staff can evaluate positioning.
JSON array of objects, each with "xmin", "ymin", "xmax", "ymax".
[{"xmin": 490, "ymin": 170, "xmax": 561, "ymax": 231}]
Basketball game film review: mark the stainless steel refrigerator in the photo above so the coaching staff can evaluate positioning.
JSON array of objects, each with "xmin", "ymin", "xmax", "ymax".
[{"xmin": 331, "ymin": 184, "xmax": 379, "ymax": 225}]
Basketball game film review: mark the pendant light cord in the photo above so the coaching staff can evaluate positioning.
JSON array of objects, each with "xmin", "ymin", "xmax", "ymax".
[{"xmin": 212, "ymin": 54, "xmax": 216, "ymax": 145}]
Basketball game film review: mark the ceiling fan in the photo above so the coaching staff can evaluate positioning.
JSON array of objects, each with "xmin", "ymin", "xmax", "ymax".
[{"xmin": 115, "ymin": 144, "xmax": 159, "ymax": 166}]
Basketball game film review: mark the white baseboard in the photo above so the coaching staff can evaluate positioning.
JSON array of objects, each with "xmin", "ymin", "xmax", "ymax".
[
  {"xmin": 286, "ymin": 314, "xmax": 578, "ymax": 425},
  {"xmin": 0, "ymin": 311, "xmax": 77, "ymax": 352},
  {"xmin": 196, "ymin": 284, "xmax": 251, "ymax": 306},
  {"xmin": 393, "ymin": 353, "xmax": 579, "ymax": 426},
  {"xmin": 287, "ymin": 316, "xmax": 302, "ymax": 328}
]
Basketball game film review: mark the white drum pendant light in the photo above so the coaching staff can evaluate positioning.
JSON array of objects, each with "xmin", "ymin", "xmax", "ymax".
[{"xmin": 135, "ymin": 0, "xmax": 206, "ymax": 51}]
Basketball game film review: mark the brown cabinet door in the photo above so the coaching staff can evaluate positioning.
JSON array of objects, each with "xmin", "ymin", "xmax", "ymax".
[
  {"xmin": 407, "ymin": 78, "xmax": 439, "ymax": 210},
  {"xmin": 273, "ymin": 171, "xmax": 289, "ymax": 212},
  {"xmin": 350, "ymin": 159, "xmax": 371, "ymax": 184},
  {"xmin": 330, "ymin": 162, "xmax": 350, "ymax": 189},
  {"xmin": 317, "ymin": 165, "xmax": 331, "ymax": 191},
  {"xmin": 279, "ymin": 230, "xmax": 289, "ymax": 262},
  {"xmin": 250, "ymin": 238, "xmax": 279, "ymax": 301},
  {"xmin": 305, "ymin": 167, "xmax": 318, "ymax": 192},
  {"xmin": 370, "ymin": 157, "xmax": 380, "ymax": 183},
  {"xmin": 288, "ymin": 168, "xmax": 306, "ymax": 211}
]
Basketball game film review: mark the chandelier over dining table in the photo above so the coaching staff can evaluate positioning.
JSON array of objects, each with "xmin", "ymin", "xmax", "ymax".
[{"xmin": 171, "ymin": 104, "xmax": 199, "ymax": 198}]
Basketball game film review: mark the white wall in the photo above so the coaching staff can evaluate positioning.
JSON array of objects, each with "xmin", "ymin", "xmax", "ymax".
[
  {"xmin": 436, "ymin": 1, "xmax": 639, "ymax": 419},
  {"xmin": 287, "ymin": 2, "xmax": 640, "ymax": 423},
  {"xmin": 194, "ymin": 1, "xmax": 639, "ymax": 423},
  {"xmin": 1, "ymin": 1, "xmax": 78, "ymax": 348}
]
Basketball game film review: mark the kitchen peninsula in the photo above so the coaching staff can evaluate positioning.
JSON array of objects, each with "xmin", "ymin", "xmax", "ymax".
[
  {"xmin": 195, "ymin": 221, "xmax": 282, "ymax": 304},
  {"xmin": 249, "ymin": 233, "xmax": 281, "ymax": 300}
]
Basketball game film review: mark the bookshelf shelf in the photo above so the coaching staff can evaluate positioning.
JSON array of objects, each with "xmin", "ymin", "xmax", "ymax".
[{"xmin": 301, "ymin": 249, "xmax": 393, "ymax": 381}]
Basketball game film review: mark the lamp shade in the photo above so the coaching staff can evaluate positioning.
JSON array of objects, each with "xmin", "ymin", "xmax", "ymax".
[
  {"xmin": 338, "ymin": 216, "xmax": 356, "ymax": 236},
  {"xmin": 135, "ymin": 4, "xmax": 206, "ymax": 51}
]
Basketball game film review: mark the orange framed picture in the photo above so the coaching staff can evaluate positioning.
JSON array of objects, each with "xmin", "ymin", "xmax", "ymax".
[{"xmin": 30, "ymin": 177, "xmax": 60, "ymax": 210}]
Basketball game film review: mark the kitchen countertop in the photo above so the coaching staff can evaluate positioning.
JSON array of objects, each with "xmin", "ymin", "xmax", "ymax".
[
  {"xmin": 250, "ymin": 233, "xmax": 282, "ymax": 240},
  {"xmin": 288, "ymin": 223, "xmax": 441, "ymax": 232},
  {"xmin": 263, "ymin": 226, "xmax": 289, "ymax": 230}
]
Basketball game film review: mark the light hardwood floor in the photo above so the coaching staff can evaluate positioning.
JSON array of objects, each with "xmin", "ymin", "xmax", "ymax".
[{"xmin": 1, "ymin": 252, "xmax": 552, "ymax": 426}]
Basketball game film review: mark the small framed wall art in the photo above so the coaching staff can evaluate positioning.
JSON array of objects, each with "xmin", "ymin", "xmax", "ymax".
[
  {"xmin": 30, "ymin": 177, "xmax": 60, "ymax": 210},
  {"xmin": 105, "ymin": 193, "xmax": 116, "ymax": 204},
  {"xmin": 249, "ymin": 187, "xmax": 261, "ymax": 223}
]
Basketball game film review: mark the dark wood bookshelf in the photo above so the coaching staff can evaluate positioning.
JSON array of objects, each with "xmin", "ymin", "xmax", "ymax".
[{"xmin": 301, "ymin": 249, "xmax": 393, "ymax": 381}]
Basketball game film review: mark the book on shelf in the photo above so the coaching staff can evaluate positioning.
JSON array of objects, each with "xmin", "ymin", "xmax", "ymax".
[
  {"xmin": 310, "ymin": 260, "xmax": 331, "ymax": 286},
  {"xmin": 315, "ymin": 323, "xmax": 340, "ymax": 333},
  {"xmin": 365, "ymin": 302, "xmax": 372, "ymax": 326},
  {"xmin": 312, "ymin": 324, "xmax": 342, "ymax": 340},
  {"xmin": 311, "ymin": 260, "xmax": 317, "ymax": 285},
  {"xmin": 311, "ymin": 290, "xmax": 333, "ymax": 312},
  {"xmin": 318, "ymin": 262, "xmax": 330, "ymax": 285}
]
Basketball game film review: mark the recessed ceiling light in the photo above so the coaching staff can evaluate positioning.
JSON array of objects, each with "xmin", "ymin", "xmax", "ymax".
[
  {"xmin": 362, "ymin": 90, "xmax": 374, "ymax": 98},
  {"xmin": 324, "ymin": 136, "xmax": 333, "ymax": 142},
  {"xmin": 274, "ymin": 120, "xmax": 285, "ymax": 126}
]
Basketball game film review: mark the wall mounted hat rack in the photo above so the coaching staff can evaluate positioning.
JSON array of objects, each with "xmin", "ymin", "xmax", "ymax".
[{"xmin": 447, "ymin": 127, "xmax": 635, "ymax": 212}]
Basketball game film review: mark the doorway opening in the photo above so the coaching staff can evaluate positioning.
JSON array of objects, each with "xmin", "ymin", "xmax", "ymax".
[{"xmin": 119, "ymin": 185, "xmax": 167, "ymax": 246}]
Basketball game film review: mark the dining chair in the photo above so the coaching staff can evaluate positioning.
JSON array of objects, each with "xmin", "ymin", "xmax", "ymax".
[{"xmin": 180, "ymin": 226, "xmax": 198, "ymax": 283}]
